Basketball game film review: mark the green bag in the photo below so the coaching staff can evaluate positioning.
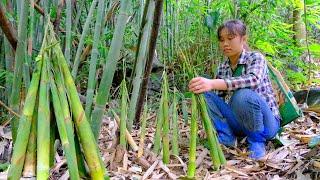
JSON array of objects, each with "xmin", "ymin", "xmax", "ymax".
[{"xmin": 233, "ymin": 63, "xmax": 303, "ymax": 126}]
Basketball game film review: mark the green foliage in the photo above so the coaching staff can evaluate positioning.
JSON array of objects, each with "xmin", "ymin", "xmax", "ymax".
[
  {"xmin": 286, "ymin": 70, "xmax": 307, "ymax": 86},
  {"xmin": 309, "ymin": 43, "xmax": 320, "ymax": 57}
]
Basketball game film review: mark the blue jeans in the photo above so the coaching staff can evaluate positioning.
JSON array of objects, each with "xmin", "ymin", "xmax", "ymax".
[{"xmin": 204, "ymin": 89, "xmax": 280, "ymax": 147}]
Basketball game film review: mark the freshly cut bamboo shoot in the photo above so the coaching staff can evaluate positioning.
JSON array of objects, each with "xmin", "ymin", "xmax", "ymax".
[
  {"xmin": 187, "ymin": 94, "xmax": 198, "ymax": 178},
  {"xmin": 49, "ymin": 70, "xmax": 80, "ymax": 180},
  {"xmin": 37, "ymin": 53, "xmax": 51, "ymax": 180},
  {"xmin": 22, "ymin": 103, "xmax": 37, "ymax": 177},
  {"xmin": 8, "ymin": 59, "xmax": 42, "ymax": 179},
  {"xmin": 53, "ymin": 38, "xmax": 106, "ymax": 179}
]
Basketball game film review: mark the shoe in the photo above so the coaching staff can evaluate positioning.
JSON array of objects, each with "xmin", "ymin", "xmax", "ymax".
[{"xmin": 248, "ymin": 141, "xmax": 266, "ymax": 160}]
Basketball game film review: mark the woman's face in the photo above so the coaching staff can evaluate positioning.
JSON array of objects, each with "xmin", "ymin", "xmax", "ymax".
[{"xmin": 218, "ymin": 28, "xmax": 246, "ymax": 58}]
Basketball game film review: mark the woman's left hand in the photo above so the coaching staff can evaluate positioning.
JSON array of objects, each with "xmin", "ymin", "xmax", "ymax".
[{"xmin": 188, "ymin": 77, "xmax": 214, "ymax": 94}]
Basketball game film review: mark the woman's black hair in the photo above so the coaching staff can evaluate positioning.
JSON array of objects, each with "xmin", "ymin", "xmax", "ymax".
[{"xmin": 217, "ymin": 20, "xmax": 247, "ymax": 40}]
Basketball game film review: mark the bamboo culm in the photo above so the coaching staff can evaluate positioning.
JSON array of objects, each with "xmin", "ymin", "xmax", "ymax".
[
  {"xmin": 162, "ymin": 72, "xmax": 170, "ymax": 164},
  {"xmin": 85, "ymin": 0, "xmax": 106, "ymax": 117},
  {"xmin": 71, "ymin": 0, "xmax": 98, "ymax": 78},
  {"xmin": 187, "ymin": 94, "xmax": 198, "ymax": 178},
  {"xmin": 91, "ymin": 0, "xmax": 131, "ymax": 140},
  {"xmin": 8, "ymin": 59, "xmax": 42, "ymax": 179}
]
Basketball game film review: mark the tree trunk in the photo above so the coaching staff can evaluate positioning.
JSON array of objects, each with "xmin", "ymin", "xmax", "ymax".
[
  {"xmin": 0, "ymin": 3, "xmax": 17, "ymax": 50},
  {"xmin": 293, "ymin": 0, "xmax": 306, "ymax": 47},
  {"xmin": 134, "ymin": 0, "xmax": 164, "ymax": 123}
]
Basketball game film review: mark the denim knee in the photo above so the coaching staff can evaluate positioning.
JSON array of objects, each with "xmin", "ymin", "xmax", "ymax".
[{"xmin": 229, "ymin": 89, "xmax": 264, "ymax": 132}]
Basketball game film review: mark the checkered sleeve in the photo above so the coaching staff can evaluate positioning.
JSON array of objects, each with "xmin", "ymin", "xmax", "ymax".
[{"xmin": 224, "ymin": 52, "xmax": 267, "ymax": 90}]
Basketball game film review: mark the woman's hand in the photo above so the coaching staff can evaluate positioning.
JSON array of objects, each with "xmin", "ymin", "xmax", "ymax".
[{"xmin": 188, "ymin": 77, "xmax": 214, "ymax": 94}]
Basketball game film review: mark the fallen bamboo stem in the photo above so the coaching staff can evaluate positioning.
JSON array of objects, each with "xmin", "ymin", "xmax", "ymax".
[
  {"xmin": 0, "ymin": 100, "xmax": 20, "ymax": 118},
  {"xmin": 112, "ymin": 110, "xmax": 139, "ymax": 152}
]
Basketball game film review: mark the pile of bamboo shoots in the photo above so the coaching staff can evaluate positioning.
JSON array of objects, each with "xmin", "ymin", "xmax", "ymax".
[{"xmin": 8, "ymin": 21, "xmax": 107, "ymax": 179}]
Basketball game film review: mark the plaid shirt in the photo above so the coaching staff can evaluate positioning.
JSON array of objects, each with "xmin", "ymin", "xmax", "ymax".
[{"xmin": 215, "ymin": 50, "xmax": 281, "ymax": 119}]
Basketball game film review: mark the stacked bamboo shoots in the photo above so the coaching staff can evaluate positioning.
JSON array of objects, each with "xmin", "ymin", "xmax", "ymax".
[{"xmin": 8, "ymin": 21, "xmax": 107, "ymax": 179}]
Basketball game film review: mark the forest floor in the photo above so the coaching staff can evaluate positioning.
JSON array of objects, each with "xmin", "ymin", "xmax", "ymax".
[
  {"xmin": 94, "ymin": 108, "xmax": 320, "ymax": 180},
  {"xmin": 0, "ymin": 104, "xmax": 319, "ymax": 179}
]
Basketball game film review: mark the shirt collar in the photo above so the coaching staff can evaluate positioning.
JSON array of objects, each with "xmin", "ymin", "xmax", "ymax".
[
  {"xmin": 225, "ymin": 49, "xmax": 247, "ymax": 68},
  {"xmin": 237, "ymin": 49, "xmax": 247, "ymax": 64}
]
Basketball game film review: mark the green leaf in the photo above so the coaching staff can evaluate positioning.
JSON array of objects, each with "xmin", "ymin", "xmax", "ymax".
[
  {"xmin": 255, "ymin": 40, "xmax": 276, "ymax": 55},
  {"xmin": 309, "ymin": 43, "xmax": 320, "ymax": 57}
]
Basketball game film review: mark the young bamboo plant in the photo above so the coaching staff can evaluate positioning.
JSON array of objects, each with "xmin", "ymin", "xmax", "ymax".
[
  {"xmin": 153, "ymin": 70, "xmax": 171, "ymax": 164},
  {"xmin": 138, "ymin": 102, "xmax": 148, "ymax": 158},
  {"xmin": 120, "ymin": 78, "xmax": 129, "ymax": 148},
  {"xmin": 171, "ymin": 87, "xmax": 179, "ymax": 156},
  {"xmin": 162, "ymin": 71, "xmax": 170, "ymax": 164},
  {"xmin": 153, "ymin": 92, "xmax": 164, "ymax": 154}
]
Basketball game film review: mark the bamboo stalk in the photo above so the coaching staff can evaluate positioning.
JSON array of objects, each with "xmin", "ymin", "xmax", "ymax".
[
  {"xmin": 25, "ymin": 0, "xmax": 36, "ymax": 95},
  {"xmin": 4, "ymin": 38, "xmax": 14, "ymax": 103},
  {"xmin": 171, "ymin": 87, "xmax": 179, "ymax": 156},
  {"xmin": 84, "ymin": 0, "xmax": 105, "ymax": 117},
  {"xmin": 73, "ymin": 1, "xmax": 85, "ymax": 33},
  {"xmin": 128, "ymin": 0, "xmax": 150, "ymax": 93},
  {"xmin": 138, "ymin": 102, "xmax": 148, "ymax": 158},
  {"xmin": 216, "ymin": 134, "xmax": 226, "ymax": 164},
  {"xmin": 181, "ymin": 96, "xmax": 189, "ymax": 126},
  {"xmin": 49, "ymin": 68, "xmax": 80, "ymax": 180},
  {"xmin": 120, "ymin": 79, "xmax": 128, "ymax": 147},
  {"xmin": 49, "ymin": 110, "xmax": 56, "ymax": 168},
  {"xmin": 37, "ymin": 51, "xmax": 51, "ymax": 179},
  {"xmin": 91, "ymin": 0, "xmax": 131, "ymax": 139},
  {"xmin": 127, "ymin": 0, "xmax": 155, "ymax": 132},
  {"xmin": 49, "ymin": 22, "xmax": 106, "ymax": 178},
  {"xmin": 162, "ymin": 72, "xmax": 170, "ymax": 164},
  {"xmin": 187, "ymin": 94, "xmax": 198, "ymax": 178},
  {"xmin": 9, "ymin": 0, "xmax": 29, "ymax": 143},
  {"xmin": 22, "ymin": 101, "xmax": 37, "ymax": 177},
  {"xmin": 74, "ymin": 132, "xmax": 90, "ymax": 178},
  {"xmin": 134, "ymin": 0, "xmax": 164, "ymax": 123},
  {"xmin": 197, "ymin": 95, "xmax": 223, "ymax": 170},
  {"xmin": 7, "ymin": 58, "xmax": 42, "ymax": 179},
  {"xmin": 52, "ymin": 52, "xmax": 88, "ymax": 177},
  {"xmin": 64, "ymin": 0, "xmax": 72, "ymax": 65},
  {"xmin": 153, "ymin": 96, "xmax": 164, "ymax": 154},
  {"xmin": 71, "ymin": 0, "xmax": 98, "ymax": 78}
]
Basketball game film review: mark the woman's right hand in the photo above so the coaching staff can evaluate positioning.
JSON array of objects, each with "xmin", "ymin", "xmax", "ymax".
[{"xmin": 188, "ymin": 77, "xmax": 214, "ymax": 94}]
